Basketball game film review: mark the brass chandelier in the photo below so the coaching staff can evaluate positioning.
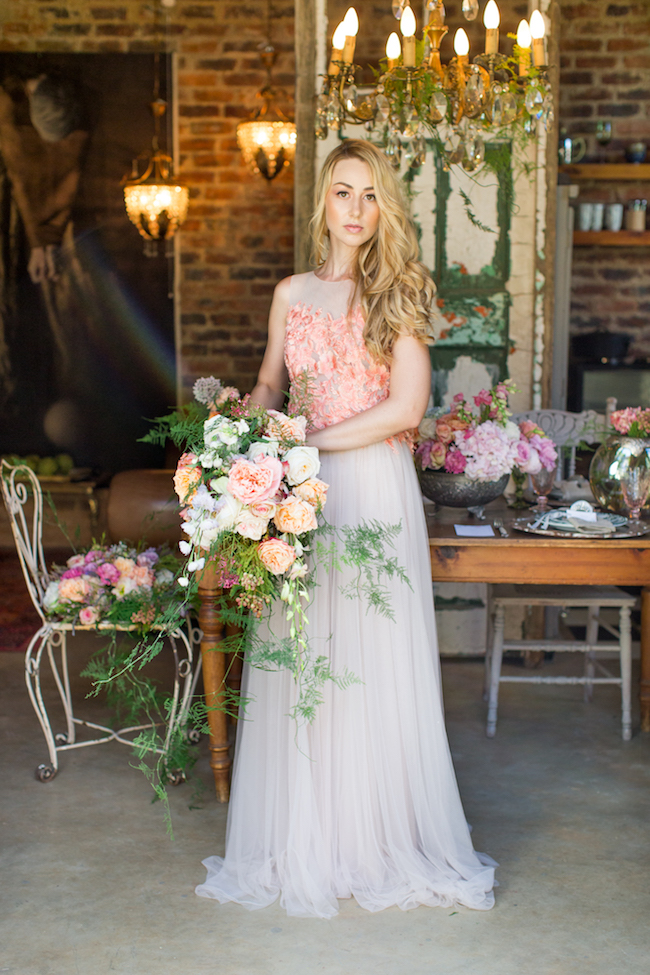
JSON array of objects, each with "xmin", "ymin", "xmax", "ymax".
[
  {"xmin": 122, "ymin": 3, "xmax": 188, "ymax": 255},
  {"xmin": 237, "ymin": 0, "xmax": 297, "ymax": 181},
  {"xmin": 318, "ymin": 1, "xmax": 551, "ymax": 172}
]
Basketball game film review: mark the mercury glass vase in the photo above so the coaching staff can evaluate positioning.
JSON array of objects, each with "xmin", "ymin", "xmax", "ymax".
[
  {"xmin": 589, "ymin": 435, "xmax": 650, "ymax": 514},
  {"xmin": 418, "ymin": 470, "xmax": 509, "ymax": 509}
]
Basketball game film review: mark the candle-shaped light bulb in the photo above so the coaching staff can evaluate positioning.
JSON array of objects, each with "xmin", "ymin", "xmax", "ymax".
[
  {"xmin": 341, "ymin": 6, "xmax": 359, "ymax": 64},
  {"xmin": 516, "ymin": 19, "xmax": 531, "ymax": 76},
  {"xmin": 530, "ymin": 9, "xmax": 545, "ymax": 38},
  {"xmin": 483, "ymin": 0, "xmax": 500, "ymax": 55},
  {"xmin": 332, "ymin": 21, "xmax": 347, "ymax": 48},
  {"xmin": 530, "ymin": 9, "xmax": 547, "ymax": 67},
  {"xmin": 386, "ymin": 31, "xmax": 401, "ymax": 70},
  {"xmin": 454, "ymin": 28, "xmax": 470, "ymax": 57},
  {"xmin": 328, "ymin": 21, "xmax": 347, "ymax": 74},
  {"xmin": 400, "ymin": 4, "xmax": 417, "ymax": 67}
]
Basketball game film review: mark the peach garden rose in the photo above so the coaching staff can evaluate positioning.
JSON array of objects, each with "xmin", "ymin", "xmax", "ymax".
[
  {"xmin": 227, "ymin": 456, "xmax": 283, "ymax": 505},
  {"xmin": 274, "ymin": 495, "xmax": 318, "ymax": 535},
  {"xmin": 258, "ymin": 537, "xmax": 297, "ymax": 575},
  {"xmin": 173, "ymin": 452, "xmax": 202, "ymax": 503},
  {"xmin": 292, "ymin": 478, "xmax": 329, "ymax": 509}
]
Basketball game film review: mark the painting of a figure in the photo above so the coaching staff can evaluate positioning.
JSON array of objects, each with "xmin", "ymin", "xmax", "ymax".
[{"xmin": 0, "ymin": 53, "xmax": 176, "ymax": 473}]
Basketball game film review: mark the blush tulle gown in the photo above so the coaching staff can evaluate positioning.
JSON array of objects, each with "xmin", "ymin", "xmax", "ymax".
[{"xmin": 195, "ymin": 272, "xmax": 496, "ymax": 917}]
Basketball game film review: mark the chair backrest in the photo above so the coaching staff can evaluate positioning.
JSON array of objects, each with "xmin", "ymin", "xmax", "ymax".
[
  {"xmin": 1, "ymin": 462, "xmax": 50, "ymax": 620},
  {"xmin": 511, "ymin": 409, "xmax": 610, "ymax": 478}
]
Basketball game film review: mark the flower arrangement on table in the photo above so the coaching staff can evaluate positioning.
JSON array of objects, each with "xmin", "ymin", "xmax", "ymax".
[
  {"xmin": 414, "ymin": 382, "xmax": 558, "ymax": 482},
  {"xmin": 43, "ymin": 543, "xmax": 180, "ymax": 628},
  {"xmin": 610, "ymin": 407, "xmax": 650, "ymax": 438}
]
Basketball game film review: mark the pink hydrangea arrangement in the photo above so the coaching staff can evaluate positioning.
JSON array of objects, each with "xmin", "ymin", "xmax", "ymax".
[
  {"xmin": 43, "ymin": 543, "xmax": 180, "ymax": 628},
  {"xmin": 610, "ymin": 407, "xmax": 650, "ymax": 438},
  {"xmin": 415, "ymin": 383, "xmax": 558, "ymax": 482}
]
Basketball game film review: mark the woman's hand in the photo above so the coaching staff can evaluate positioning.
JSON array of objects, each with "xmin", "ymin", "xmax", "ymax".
[
  {"xmin": 306, "ymin": 334, "xmax": 431, "ymax": 452},
  {"xmin": 250, "ymin": 277, "xmax": 291, "ymax": 411}
]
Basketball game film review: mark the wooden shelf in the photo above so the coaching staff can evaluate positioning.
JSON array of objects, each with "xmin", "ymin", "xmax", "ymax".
[
  {"xmin": 560, "ymin": 163, "xmax": 650, "ymax": 181},
  {"xmin": 573, "ymin": 230, "xmax": 650, "ymax": 246}
]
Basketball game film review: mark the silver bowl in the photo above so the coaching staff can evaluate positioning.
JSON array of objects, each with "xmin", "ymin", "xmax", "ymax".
[{"xmin": 418, "ymin": 470, "xmax": 509, "ymax": 508}]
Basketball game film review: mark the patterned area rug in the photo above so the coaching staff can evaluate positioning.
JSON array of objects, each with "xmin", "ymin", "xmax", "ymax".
[{"xmin": 0, "ymin": 550, "xmax": 70, "ymax": 652}]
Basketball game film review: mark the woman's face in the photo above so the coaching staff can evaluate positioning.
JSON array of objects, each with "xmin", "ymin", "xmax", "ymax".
[{"xmin": 324, "ymin": 158, "xmax": 380, "ymax": 249}]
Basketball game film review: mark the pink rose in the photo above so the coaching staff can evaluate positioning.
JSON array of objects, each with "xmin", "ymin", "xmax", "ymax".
[
  {"xmin": 66, "ymin": 554, "xmax": 85, "ymax": 568},
  {"xmin": 132, "ymin": 566, "xmax": 154, "ymax": 588},
  {"xmin": 274, "ymin": 495, "xmax": 318, "ymax": 535},
  {"xmin": 429, "ymin": 441, "xmax": 447, "ymax": 468},
  {"xmin": 258, "ymin": 537, "xmax": 296, "ymax": 575},
  {"xmin": 444, "ymin": 447, "xmax": 467, "ymax": 474},
  {"xmin": 519, "ymin": 420, "xmax": 541, "ymax": 440},
  {"xmin": 249, "ymin": 499, "xmax": 276, "ymax": 523},
  {"xmin": 266, "ymin": 410, "xmax": 308, "ymax": 444},
  {"xmin": 227, "ymin": 457, "xmax": 283, "ymax": 505},
  {"xmin": 435, "ymin": 420, "xmax": 454, "ymax": 445},
  {"xmin": 79, "ymin": 606, "xmax": 100, "ymax": 625},
  {"xmin": 516, "ymin": 438, "xmax": 542, "ymax": 474}
]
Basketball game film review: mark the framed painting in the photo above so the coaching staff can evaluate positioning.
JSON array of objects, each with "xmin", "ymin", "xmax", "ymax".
[{"xmin": 0, "ymin": 52, "xmax": 177, "ymax": 474}]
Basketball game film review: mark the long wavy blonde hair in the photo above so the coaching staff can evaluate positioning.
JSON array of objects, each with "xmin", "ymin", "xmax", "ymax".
[{"xmin": 310, "ymin": 139, "xmax": 436, "ymax": 363}]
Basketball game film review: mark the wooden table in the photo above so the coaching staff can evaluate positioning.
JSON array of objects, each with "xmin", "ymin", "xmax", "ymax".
[{"xmin": 198, "ymin": 499, "xmax": 650, "ymax": 801}]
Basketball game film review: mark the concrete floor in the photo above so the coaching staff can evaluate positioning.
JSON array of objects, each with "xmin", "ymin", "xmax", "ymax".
[{"xmin": 1, "ymin": 641, "xmax": 649, "ymax": 975}]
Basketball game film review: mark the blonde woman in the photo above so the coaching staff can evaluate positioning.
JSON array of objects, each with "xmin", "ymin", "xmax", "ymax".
[{"xmin": 196, "ymin": 140, "xmax": 496, "ymax": 917}]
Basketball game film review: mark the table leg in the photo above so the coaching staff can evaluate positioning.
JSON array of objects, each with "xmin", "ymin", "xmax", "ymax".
[
  {"xmin": 640, "ymin": 587, "xmax": 650, "ymax": 733},
  {"xmin": 198, "ymin": 566, "xmax": 231, "ymax": 802}
]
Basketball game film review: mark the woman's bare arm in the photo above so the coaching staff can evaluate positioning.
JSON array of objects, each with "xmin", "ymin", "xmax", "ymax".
[
  {"xmin": 307, "ymin": 334, "xmax": 431, "ymax": 452},
  {"xmin": 249, "ymin": 276, "xmax": 291, "ymax": 410}
]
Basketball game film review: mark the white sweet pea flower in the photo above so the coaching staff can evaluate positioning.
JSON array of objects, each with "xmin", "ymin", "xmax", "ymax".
[
  {"xmin": 280, "ymin": 580, "xmax": 291, "ymax": 601},
  {"xmin": 293, "ymin": 537, "xmax": 304, "ymax": 557},
  {"xmin": 179, "ymin": 540, "xmax": 192, "ymax": 555},
  {"xmin": 282, "ymin": 445, "xmax": 321, "ymax": 486},
  {"xmin": 235, "ymin": 419, "xmax": 250, "ymax": 435},
  {"xmin": 191, "ymin": 483, "xmax": 218, "ymax": 512},
  {"xmin": 289, "ymin": 561, "xmax": 308, "ymax": 580},
  {"xmin": 178, "ymin": 577, "xmax": 189, "ymax": 588},
  {"xmin": 199, "ymin": 450, "xmax": 218, "ymax": 468},
  {"xmin": 188, "ymin": 557, "xmax": 206, "ymax": 572}
]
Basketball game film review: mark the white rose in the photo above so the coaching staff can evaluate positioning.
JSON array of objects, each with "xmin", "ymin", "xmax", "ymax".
[
  {"xmin": 418, "ymin": 416, "xmax": 437, "ymax": 440},
  {"xmin": 248, "ymin": 439, "xmax": 279, "ymax": 461},
  {"xmin": 235, "ymin": 511, "xmax": 268, "ymax": 540},
  {"xmin": 282, "ymin": 445, "xmax": 321, "ymax": 486},
  {"xmin": 214, "ymin": 492, "xmax": 243, "ymax": 531},
  {"xmin": 43, "ymin": 581, "xmax": 60, "ymax": 610}
]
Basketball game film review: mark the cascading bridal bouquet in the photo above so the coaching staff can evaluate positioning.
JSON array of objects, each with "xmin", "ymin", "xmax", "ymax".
[{"xmin": 144, "ymin": 376, "xmax": 408, "ymax": 723}]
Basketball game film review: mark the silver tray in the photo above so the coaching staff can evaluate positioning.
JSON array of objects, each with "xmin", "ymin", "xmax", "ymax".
[{"xmin": 512, "ymin": 516, "xmax": 650, "ymax": 540}]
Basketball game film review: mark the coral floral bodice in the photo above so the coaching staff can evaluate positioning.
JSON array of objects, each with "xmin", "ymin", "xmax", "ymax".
[{"xmin": 284, "ymin": 272, "xmax": 391, "ymax": 432}]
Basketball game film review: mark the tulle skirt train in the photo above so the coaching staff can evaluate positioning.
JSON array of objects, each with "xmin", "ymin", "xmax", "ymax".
[{"xmin": 195, "ymin": 441, "xmax": 496, "ymax": 917}]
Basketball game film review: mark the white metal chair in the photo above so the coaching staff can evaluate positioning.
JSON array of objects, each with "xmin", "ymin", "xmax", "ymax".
[
  {"xmin": 1, "ymin": 461, "xmax": 196, "ymax": 781},
  {"xmin": 485, "ymin": 584, "xmax": 635, "ymax": 740},
  {"xmin": 510, "ymin": 407, "xmax": 610, "ymax": 480}
]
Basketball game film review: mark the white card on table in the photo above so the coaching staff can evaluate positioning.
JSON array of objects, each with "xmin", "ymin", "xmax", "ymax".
[{"xmin": 454, "ymin": 525, "xmax": 495, "ymax": 537}]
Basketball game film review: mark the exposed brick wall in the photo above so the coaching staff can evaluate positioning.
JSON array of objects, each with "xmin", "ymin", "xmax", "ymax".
[
  {"xmin": 0, "ymin": 0, "xmax": 296, "ymax": 397},
  {"xmin": 559, "ymin": 0, "xmax": 650, "ymax": 360}
]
